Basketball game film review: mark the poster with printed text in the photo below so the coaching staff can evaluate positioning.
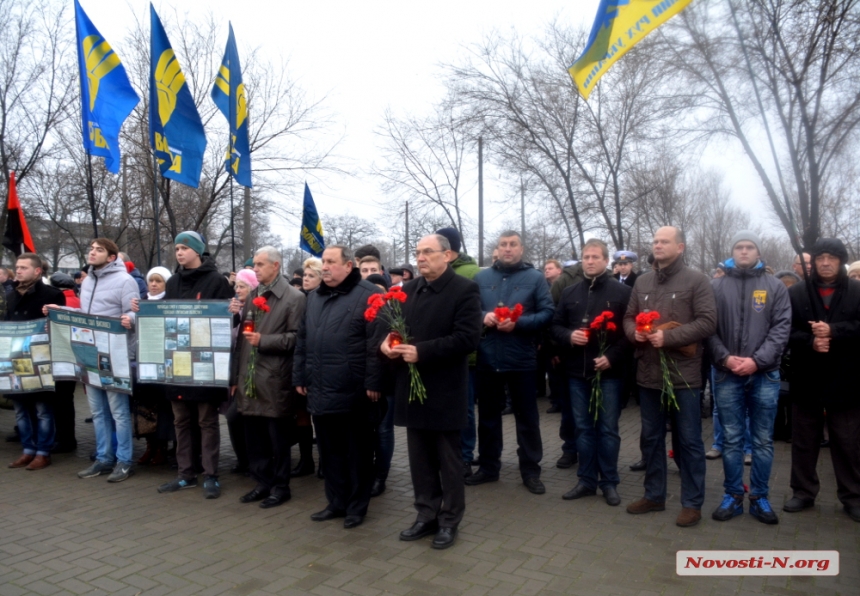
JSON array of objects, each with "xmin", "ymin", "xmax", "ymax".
[
  {"xmin": 136, "ymin": 301, "xmax": 232, "ymax": 387},
  {"xmin": 0, "ymin": 319, "xmax": 54, "ymax": 394},
  {"xmin": 47, "ymin": 310, "xmax": 132, "ymax": 394}
]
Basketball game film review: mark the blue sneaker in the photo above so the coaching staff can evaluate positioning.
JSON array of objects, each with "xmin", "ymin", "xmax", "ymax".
[
  {"xmin": 750, "ymin": 496, "xmax": 779, "ymax": 525},
  {"xmin": 157, "ymin": 477, "xmax": 198, "ymax": 493},
  {"xmin": 712, "ymin": 493, "xmax": 744, "ymax": 521}
]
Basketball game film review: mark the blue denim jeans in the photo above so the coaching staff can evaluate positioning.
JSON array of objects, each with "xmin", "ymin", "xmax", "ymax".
[
  {"xmin": 710, "ymin": 367, "xmax": 751, "ymax": 453},
  {"xmin": 460, "ymin": 369, "xmax": 476, "ymax": 463},
  {"xmin": 87, "ymin": 386, "xmax": 133, "ymax": 465},
  {"xmin": 640, "ymin": 386, "xmax": 706, "ymax": 508},
  {"xmin": 569, "ymin": 377, "xmax": 622, "ymax": 490},
  {"xmin": 374, "ymin": 394, "xmax": 395, "ymax": 480},
  {"xmin": 13, "ymin": 399, "xmax": 55, "ymax": 456},
  {"xmin": 713, "ymin": 369, "xmax": 780, "ymax": 497}
]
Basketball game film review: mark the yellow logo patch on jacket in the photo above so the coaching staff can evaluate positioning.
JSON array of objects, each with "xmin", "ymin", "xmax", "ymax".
[{"xmin": 753, "ymin": 290, "xmax": 767, "ymax": 313}]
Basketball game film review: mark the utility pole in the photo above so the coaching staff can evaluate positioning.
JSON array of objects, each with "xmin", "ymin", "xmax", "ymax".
[
  {"xmin": 478, "ymin": 136, "xmax": 484, "ymax": 266},
  {"xmin": 405, "ymin": 201, "xmax": 410, "ymax": 264}
]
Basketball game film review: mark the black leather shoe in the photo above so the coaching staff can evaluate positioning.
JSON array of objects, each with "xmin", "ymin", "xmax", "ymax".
[
  {"xmin": 343, "ymin": 515, "xmax": 364, "ymax": 529},
  {"xmin": 311, "ymin": 508, "xmax": 345, "ymax": 522},
  {"xmin": 844, "ymin": 504, "xmax": 860, "ymax": 522},
  {"xmin": 546, "ymin": 404, "xmax": 561, "ymax": 414},
  {"xmin": 259, "ymin": 492, "xmax": 290, "ymax": 508},
  {"xmin": 603, "ymin": 486, "xmax": 621, "ymax": 506},
  {"xmin": 783, "ymin": 496, "xmax": 815, "ymax": 513},
  {"xmin": 464, "ymin": 470, "xmax": 499, "ymax": 486},
  {"xmin": 239, "ymin": 487, "xmax": 270, "ymax": 503},
  {"xmin": 501, "ymin": 406, "xmax": 513, "ymax": 416},
  {"xmin": 431, "ymin": 526, "xmax": 458, "ymax": 549},
  {"xmin": 524, "ymin": 477, "xmax": 546, "ymax": 495},
  {"xmin": 370, "ymin": 478, "xmax": 386, "ymax": 497},
  {"xmin": 291, "ymin": 459, "xmax": 315, "ymax": 477},
  {"xmin": 462, "ymin": 462, "xmax": 473, "ymax": 478},
  {"xmin": 562, "ymin": 483, "xmax": 596, "ymax": 500},
  {"xmin": 629, "ymin": 459, "xmax": 646, "ymax": 471},
  {"xmin": 556, "ymin": 453, "xmax": 577, "ymax": 468},
  {"xmin": 230, "ymin": 464, "xmax": 249, "ymax": 475},
  {"xmin": 399, "ymin": 520, "xmax": 439, "ymax": 541}
]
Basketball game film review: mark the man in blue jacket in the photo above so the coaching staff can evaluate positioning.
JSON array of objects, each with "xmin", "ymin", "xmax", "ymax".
[
  {"xmin": 466, "ymin": 231, "xmax": 555, "ymax": 494},
  {"xmin": 707, "ymin": 231, "xmax": 790, "ymax": 524}
]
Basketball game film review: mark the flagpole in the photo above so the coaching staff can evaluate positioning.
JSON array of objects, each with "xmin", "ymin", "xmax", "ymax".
[
  {"xmin": 152, "ymin": 153, "xmax": 162, "ymax": 266},
  {"xmin": 86, "ymin": 154, "xmax": 98, "ymax": 238},
  {"xmin": 229, "ymin": 172, "xmax": 236, "ymax": 272}
]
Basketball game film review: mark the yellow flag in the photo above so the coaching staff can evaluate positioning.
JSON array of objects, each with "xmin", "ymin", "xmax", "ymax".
[{"xmin": 569, "ymin": 0, "xmax": 694, "ymax": 100}]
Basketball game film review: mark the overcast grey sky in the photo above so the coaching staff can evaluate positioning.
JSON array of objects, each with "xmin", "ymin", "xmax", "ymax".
[{"xmin": 88, "ymin": 0, "xmax": 764, "ymax": 249}]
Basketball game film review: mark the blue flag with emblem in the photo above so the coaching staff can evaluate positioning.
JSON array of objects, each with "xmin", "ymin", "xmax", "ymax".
[
  {"xmin": 211, "ymin": 24, "xmax": 252, "ymax": 188},
  {"xmin": 149, "ymin": 4, "xmax": 207, "ymax": 188},
  {"xmin": 74, "ymin": 0, "xmax": 139, "ymax": 174},
  {"xmin": 299, "ymin": 184, "xmax": 325, "ymax": 257}
]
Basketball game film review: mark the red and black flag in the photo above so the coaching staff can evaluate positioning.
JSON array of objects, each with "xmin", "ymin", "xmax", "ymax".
[{"xmin": 3, "ymin": 172, "xmax": 36, "ymax": 256}]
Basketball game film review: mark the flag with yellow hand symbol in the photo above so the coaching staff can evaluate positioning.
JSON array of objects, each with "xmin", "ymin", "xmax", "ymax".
[
  {"xmin": 74, "ymin": 0, "xmax": 139, "ymax": 174},
  {"xmin": 149, "ymin": 4, "xmax": 206, "ymax": 188},
  {"xmin": 211, "ymin": 23, "xmax": 252, "ymax": 188}
]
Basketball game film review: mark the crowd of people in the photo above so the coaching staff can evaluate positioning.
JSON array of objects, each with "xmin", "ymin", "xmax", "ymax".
[{"xmin": 3, "ymin": 224, "xmax": 860, "ymax": 549}]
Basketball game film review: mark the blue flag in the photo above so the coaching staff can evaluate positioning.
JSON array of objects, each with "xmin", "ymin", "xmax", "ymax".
[
  {"xmin": 211, "ymin": 24, "xmax": 252, "ymax": 188},
  {"xmin": 299, "ymin": 184, "xmax": 325, "ymax": 257},
  {"xmin": 149, "ymin": 4, "xmax": 207, "ymax": 188},
  {"xmin": 74, "ymin": 0, "xmax": 139, "ymax": 174}
]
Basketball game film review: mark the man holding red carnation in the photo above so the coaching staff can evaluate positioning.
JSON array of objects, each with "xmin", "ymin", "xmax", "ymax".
[
  {"xmin": 551, "ymin": 239, "xmax": 631, "ymax": 506},
  {"xmin": 467, "ymin": 230, "xmax": 555, "ymax": 495},
  {"xmin": 622, "ymin": 226, "xmax": 717, "ymax": 528}
]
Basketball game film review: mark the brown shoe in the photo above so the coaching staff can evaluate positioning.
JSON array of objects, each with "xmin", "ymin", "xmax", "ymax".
[
  {"xmin": 626, "ymin": 497, "xmax": 666, "ymax": 514},
  {"xmin": 8, "ymin": 454, "xmax": 35, "ymax": 468},
  {"xmin": 676, "ymin": 507, "xmax": 702, "ymax": 527},
  {"xmin": 25, "ymin": 455, "xmax": 51, "ymax": 471}
]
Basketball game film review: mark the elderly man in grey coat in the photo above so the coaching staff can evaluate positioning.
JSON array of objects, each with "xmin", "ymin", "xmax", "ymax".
[{"xmin": 232, "ymin": 246, "xmax": 306, "ymax": 510}]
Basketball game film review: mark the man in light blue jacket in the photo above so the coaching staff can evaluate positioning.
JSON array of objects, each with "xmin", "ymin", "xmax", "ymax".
[{"xmin": 466, "ymin": 231, "xmax": 555, "ymax": 495}]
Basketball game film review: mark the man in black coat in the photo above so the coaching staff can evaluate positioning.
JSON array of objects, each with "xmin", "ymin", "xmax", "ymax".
[
  {"xmin": 382, "ymin": 234, "xmax": 482, "ymax": 549},
  {"xmin": 294, "ymin": 245, "xmax": 385, "ymax": 530},
  {"xmin": 552, "ymin": 240, "xmax": 631, "ymax": 506},
  {"xmin": 6, "ymin": 253, "xmax": 65, "ymax": 470},
  {"xmin": 157, "ymin": 231, "xmax": 234, "ymax": 499},
  {"xmin": 784, "ymin": 238, "xmax": 860, "ymax": 523}
]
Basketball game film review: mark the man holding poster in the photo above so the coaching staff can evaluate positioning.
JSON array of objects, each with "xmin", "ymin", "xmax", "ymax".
[
  {"xmin": 45, "ymin": 239, "xmax": 139, "ymax": 483},
  {"xmin": 7, "ymin": 253, "xmax": 65, "ymax": 471}
]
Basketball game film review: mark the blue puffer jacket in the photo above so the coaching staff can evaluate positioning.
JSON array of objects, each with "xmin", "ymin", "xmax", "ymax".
[{"xmin": 475, "ymin": 260, "xmax": 555, "ymax": 372}]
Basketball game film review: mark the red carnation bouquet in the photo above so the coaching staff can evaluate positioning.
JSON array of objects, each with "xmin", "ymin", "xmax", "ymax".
[
  {"xmin": 634, "ymin": 310, "xmax": 688, "ymax": 411},
  {"xmin": 365, "ymin": 287, "xmax": 427, "ymax": 404},
  {"xmin": 494, "ymin": 303, "xmax": 523, "ymax": 323},
  {"xmin": 244, "ymin": 296, "xmax": 271, "ymax": 399},
  {"xmin": 588, "ymin": 311, "xmax": 617, "ymax": 422}
]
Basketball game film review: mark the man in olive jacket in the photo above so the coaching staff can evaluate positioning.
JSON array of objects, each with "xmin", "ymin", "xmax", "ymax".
[
  {"xmin": 294, "ymin": 245, "xmax": 384, "ymax": 530},
  {"xmin": 383, "ymin": 234, "xmax": 482, "ymax": 550},
  {"xmin": 232, "ymin": 246, "xmax": 306, "ymax": 509},
  {"xmin": 623, "ymin": 226, "xmax": 717, "ymax": 528}
]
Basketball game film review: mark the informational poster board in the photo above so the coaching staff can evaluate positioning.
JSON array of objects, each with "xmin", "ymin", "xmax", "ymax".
[
  {"xmin": 136, "ymin": 301, "xmax": 232, "ymax": 387},
  {"xmin": 0, "ymin": 319, "xmax": 55, "ymax": 394},
  {"xmin": 47, "ymin": 309, "xmax": 132, "ymax": 394}
]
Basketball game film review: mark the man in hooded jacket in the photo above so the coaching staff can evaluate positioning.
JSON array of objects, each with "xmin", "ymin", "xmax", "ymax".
[{"xmin": 783, "ymin": 238, "xmax": 860, "ymax": 522}]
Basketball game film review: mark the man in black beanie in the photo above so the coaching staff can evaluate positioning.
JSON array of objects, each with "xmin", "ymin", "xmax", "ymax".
[{"xmin": 784, "ymin": 238, "xmax": 860, "ymax": 522}]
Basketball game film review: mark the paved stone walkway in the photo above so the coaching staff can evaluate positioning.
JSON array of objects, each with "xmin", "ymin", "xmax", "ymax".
[{"xmin": 0, "ymin": 389, "xmax": 856, "ymax": 595}]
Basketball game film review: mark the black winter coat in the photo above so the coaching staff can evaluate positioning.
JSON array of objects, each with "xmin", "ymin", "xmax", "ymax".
[
  {"xmin": 6, "ymin": 280, "xmax": 65, "ymax": 322},
  {"xmin": 788, "ymin": 276, "xmax": 860, "ymax": 411},
  {"xmin": 293, "ymin": 268, "xmax": 385, "ymax": 415},
  {"xmin": 614, "ymin": 270, "xmax": 638, "ymax": 288},
  {"xmin": 393, "ymin": 266, "xmax": 482, "ymax": 431},
  {"xmin": 552, "ymin": 272, "xmax": 631, "ymax": 379},
  {"xmin": 163, "ymin": 258, "xmax": 234, "ymax": 402}
]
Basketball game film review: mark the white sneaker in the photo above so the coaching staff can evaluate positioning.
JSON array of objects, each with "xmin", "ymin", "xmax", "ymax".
[{"xmin": 705, "ymin": 449, "xmax": 722, "ymax": 460}]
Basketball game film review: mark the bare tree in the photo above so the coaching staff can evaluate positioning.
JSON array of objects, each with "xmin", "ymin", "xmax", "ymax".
[{"xmin": 669, "ymin": 0, "xmax": 860, "ymax": 250}]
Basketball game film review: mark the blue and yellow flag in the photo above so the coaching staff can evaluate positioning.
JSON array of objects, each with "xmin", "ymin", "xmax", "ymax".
[
  {"xmin": 569, "ymin": 0, "xmax": 693, "ymax": 100},
  {"xmin": 211, "ymin": 24, "xmax": 252, "ymax": 188},
  {"xmin": 149, "ymin": 4, "xmax": 207, "ymax": 188},
  {"xmin": 74, "ymin": 0, "xmax": 139, "ymax": 174},
  {"xmin": 299, "ymin": 184, "xmax": 325, "ymax": 257}
]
